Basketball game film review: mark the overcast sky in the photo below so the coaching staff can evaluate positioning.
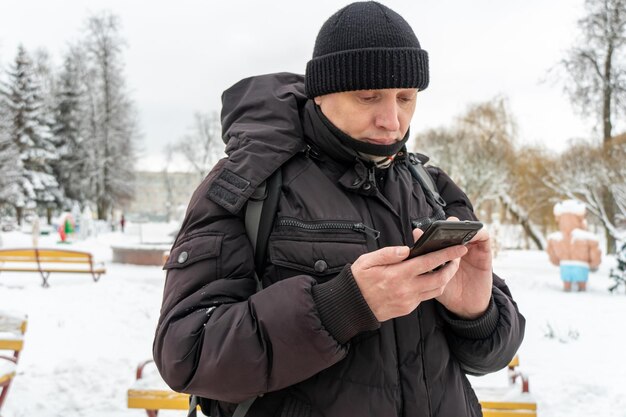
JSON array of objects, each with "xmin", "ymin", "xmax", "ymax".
[{"xmin": 0, "ymin": 0, "xmax": 606, "ymax": 171}]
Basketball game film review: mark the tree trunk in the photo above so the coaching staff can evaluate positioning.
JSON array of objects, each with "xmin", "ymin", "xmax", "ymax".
[
  {"xmin": 15, "ymin": 206, "xmax": 23, "ymax": 226},
  {"xmin": 97, "ymin": 199, "xmax": 110, "ymax": 220},
  {"xmin": 46, "ymin": 207, "xmax": 52, "ymax": 224},
  {"xmin": 499, "ymin": 196, "xmax": 545, "ymax": 250},
  {"xmin": 603, "ymin": 187, "xmax": 617, "ymax": 254}
]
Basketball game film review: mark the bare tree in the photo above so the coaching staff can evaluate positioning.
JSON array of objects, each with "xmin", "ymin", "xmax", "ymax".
[
  {"xmin": 416, "ymin": 98, "xmax": 516, "ymax": 210},
  {"xmin": 560, "ymin": 0, "xmax": 626, "ymax": 252},
  {"xmin": 543, "ymin": 137, "xmax": 626, "ymax": 244},
  {"xmin": 171, "ymin": 111, "xmax": 223, "ymax": 181},
  {"xmin": 562, "ymin": 0, "xmax": 626, "ymax": 143},
  {"xmin": 83, "ymin": 12, "xmax": 138, "ymax": 220},
  {"xmin": 415, "ymin": 97, "xmax": 549, "ymax": 248}
]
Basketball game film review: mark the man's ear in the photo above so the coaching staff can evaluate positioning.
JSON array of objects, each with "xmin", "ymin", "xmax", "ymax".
[{"xmin": 314, "ymin": 96, "xmax": 323, "ymax": 106}]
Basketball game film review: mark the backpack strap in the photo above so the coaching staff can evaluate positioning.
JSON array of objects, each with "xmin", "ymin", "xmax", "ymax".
[
  {"xmin": 407, "ymin": 153, "xmax": 447, "ymax": 222},
  {"xmin": 188, "ymin": 168, "xmax": 283, "ymax": 417},
  {"xmin": 250, "ymin": 167, "xmax": 283, "ymax": 285}
]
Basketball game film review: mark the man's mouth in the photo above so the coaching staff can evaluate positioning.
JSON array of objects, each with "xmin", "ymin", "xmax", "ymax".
[{"xmin": 363, "ymin": 138, "xmax": 398, "ymax": 145}]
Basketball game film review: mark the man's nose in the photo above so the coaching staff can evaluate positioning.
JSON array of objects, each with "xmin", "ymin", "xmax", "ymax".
[{"xmin": 375, "ymin": 100, "xmax": 401, "ymax": 131}]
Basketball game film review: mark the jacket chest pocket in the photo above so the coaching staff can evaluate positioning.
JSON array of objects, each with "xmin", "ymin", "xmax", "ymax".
[{"xmin": 267, "ymin": 218, "xmax": 369, "ymax": 283}]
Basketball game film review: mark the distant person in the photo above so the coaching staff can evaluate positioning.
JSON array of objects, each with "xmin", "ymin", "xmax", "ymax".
[
  {"xmin": 547, "ymin": 200, "xmax": 602, "ymax": 291},
  {"xmin": 120, "ymin": 214, "xmax": 126, "ymax": 233},
  {"xmin": 153, "ymin": 2, "xmax": 526, "ymax": 416}
]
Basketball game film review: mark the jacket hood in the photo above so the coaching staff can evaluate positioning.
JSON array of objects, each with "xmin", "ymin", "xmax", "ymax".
[{"xmin": 211, "ymin": 73, "xmax": 309, "ymax": 214}]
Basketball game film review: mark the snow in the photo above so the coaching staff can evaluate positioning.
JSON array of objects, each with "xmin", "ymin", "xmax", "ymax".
[
  {"xmin": 0, "ymin": 360, "xmax": 16, "ymax": 379},
  {"xmin": 554, "ymin": 200, "xmax": 586, "ymax": 216},
  {"xmin": 572, "ymin": 228, "xmax": 600, "ymax": 242},
  {"xmin": 1, "ymin": 226, "xmax": 626, "ymax": 417},
  {"xmin": 548, "ymin": 231, "xmax": 563, "ymax": 242}
]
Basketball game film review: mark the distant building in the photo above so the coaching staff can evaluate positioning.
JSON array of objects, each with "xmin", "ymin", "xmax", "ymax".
[{"xmin": 126, "ymin": 171, "xmax": 202, "ymax": 221}]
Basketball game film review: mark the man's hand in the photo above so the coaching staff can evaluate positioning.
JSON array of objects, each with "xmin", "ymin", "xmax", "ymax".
[
  {"xmin": 418, "ymin": 217, "xmax": 493, "ymax": 320},
  {"xmin": 350, "ymin": 242, "xmax": 468, "ymax": 322}
]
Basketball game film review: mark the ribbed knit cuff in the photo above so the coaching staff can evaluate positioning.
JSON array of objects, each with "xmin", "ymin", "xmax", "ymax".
[
  {"xmin": 311, "ymin": 264, "xmax": 380, "ymax": 344},
  {"xmin": 436, "ymin": 297, "xmax": 499, "ymax": 340}
]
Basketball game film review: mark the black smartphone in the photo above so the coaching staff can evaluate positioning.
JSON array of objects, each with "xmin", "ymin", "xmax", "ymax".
[{"xmin": 408, "ymin": 220, "xmax": 483, "ymax": 259}]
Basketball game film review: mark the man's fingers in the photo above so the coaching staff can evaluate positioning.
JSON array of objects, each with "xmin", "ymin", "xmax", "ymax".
[
  {"xmin": 415, "ymin": 245, "xmax": 467, "ymax": 274},
  {"xmin": 358, "ymin": 245, "xmax": 410, "ymax": 269},
  {"xmin": 467, "ymin": 228, "xmax": 489, "ymax": 243},
  {"xmin": 412, "ymin": 227, "xmax": 424, "ymax": 243}
]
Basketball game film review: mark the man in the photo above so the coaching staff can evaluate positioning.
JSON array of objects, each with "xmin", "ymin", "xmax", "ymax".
[{"xmin": 153, "ymin": 2, "xmax": 525, "ymax": 416}]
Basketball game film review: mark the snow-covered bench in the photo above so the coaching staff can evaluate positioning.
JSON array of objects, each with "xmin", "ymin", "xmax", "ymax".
[
  {"xmin": 127, "ymin": 359, "xmax": 194, "ymax": 417},
  {"xmin": 0, "ymin": 311, "xmax": 27, "ymax": 413},
  {"xmin": 0, "ymin": 248, "xmax": 105, "ymax": 287},
  {"xmin": 128, "ymin": 356, "xmax": 537, "ymax": 416},
  {"xmin": 471, "ymin": 356, "xmax": 537, "ymax": 416}
]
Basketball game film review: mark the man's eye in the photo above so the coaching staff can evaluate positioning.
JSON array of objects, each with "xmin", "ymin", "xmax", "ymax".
[
  {"xmin": 360, "ymin": 96, "xmax": 376, "ymax": 102},
  {"xmin": 399, "ymin": 96, "xmax": 415, "ymax": 103}
]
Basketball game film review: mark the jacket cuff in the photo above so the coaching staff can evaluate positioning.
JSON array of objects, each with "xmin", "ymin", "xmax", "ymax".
[
  {"xmin": 437, "ymin": 296, "xmax": 499, "ymax": 339},
  {"xmin": 311, "ymin": 264, "xmax": 380, "ymax": 344}
]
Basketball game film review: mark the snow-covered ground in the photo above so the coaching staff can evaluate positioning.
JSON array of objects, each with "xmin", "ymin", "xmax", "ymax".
[{"xmin": 1, "ymin": 224, "xmax": 625, "ymax": 417}]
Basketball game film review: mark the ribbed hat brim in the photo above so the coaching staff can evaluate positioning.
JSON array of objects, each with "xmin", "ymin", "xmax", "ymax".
[{"xmin": 305, "ymin": 47, "xmax": 429, "ymax": 98}]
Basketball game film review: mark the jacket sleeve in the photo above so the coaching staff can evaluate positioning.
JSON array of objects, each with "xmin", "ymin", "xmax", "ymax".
[
  {"xmin": 152, "ymin": 159, "xmax": 349, "ymax": 403},
  {"xmin": 427, "ymin": 166, "xmax": 526, "ymax": 375}
]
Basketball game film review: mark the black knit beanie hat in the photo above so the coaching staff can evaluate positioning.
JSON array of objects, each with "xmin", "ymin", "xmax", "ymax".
[{"xmin": 305, "ymin": 1, "xmax": 429, "ymax": 98}]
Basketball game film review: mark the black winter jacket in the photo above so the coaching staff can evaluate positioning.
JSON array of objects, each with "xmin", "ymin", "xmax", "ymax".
[{"xmin": 153, "ymin": 73, "xmax": 525, "ymax": 417}]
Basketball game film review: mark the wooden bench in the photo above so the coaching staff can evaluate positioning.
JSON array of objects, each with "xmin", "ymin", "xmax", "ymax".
[
  {"xmin": 0, "ymin": 312, "xmax": 27, "ymax": 413},
  {"xmin": 128, "ymin": 357, "xmax": 536, "ymax": 416},
  {"xmin": 0, "ymin": 248, "xmax": 105, "ymax": 287},
  {"xmin": 127, "ymin": 360, "xmax": 194, "ymax": 417},
  {"xmin": 473, "ymin": 356, "xmax": 537, "ymax": 417}
]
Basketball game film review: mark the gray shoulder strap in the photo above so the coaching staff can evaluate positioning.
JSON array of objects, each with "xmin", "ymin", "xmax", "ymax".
[
  {"xmin": 407, "ymin": 155, "xmax": 447, "ymax": 208},
  {"xmin": 245, "ymin": 180, "xmax": 267, "ymax": 255}
]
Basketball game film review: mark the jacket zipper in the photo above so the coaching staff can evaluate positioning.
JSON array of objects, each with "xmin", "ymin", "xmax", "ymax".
[{"xmin": 276, "ymin": 218, "xmax": 380, "ymax": 240}]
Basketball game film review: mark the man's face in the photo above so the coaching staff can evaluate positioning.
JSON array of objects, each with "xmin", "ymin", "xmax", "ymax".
[{"xmin": 314, "ymin": 88, "xmax": 418, "ymax": 144}]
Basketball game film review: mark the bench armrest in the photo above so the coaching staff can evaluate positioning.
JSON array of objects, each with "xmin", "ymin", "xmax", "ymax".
[{"xmin": 136, "ymin": 359, "xmax": 155, "ymax": 380}]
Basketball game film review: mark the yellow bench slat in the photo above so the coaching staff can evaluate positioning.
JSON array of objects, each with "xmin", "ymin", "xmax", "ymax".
[
  {"xmin": 0, "ymin": 339, "xmax": 23, "ymax": 351},
  {"xmin": 127, "ymin": 389, "xmax": 190, "ymax": 410},
  {"xmin": 0, "ymin": 249, "xmax": 89, "ymax": 257},
  {"xmin": 482, "ymin": 409, "xmax": 536, "ymax": 417},
  {"xmin": 0, "ymin": 267, "xmax": 105, "ymax": 273},
  {"xmin": 480, "ymin": 400, "xmax": 537, "ymax": 410}
]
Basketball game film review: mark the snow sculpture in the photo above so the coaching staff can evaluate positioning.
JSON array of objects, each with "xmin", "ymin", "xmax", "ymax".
[
  {"xmin": 546, "ymin": 200, "xmax": 601, "ymax": 291},
  {"xmin": 79, "ymin": 206, "xmax": 96, "ymax": 240}
]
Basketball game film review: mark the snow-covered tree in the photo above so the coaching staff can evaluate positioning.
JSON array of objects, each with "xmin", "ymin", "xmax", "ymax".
[
  {"xmin": 170, "ymin": 111, "xmax": 223, "ymax": 181},
  {"xmin": 559, "ymin": 0, "xmax": 626, "ymax": 252},
  {"xmin": 544, "ymin": 136, "xmax": 626, "ymax": 245},
  {"xmin": 0, "ymin": 88, "xmax": 21, "ymax": 206},
  {"xmin": 82, "ymin": 12, "xmax": 138, "ymax": 220},
  {"xmin": 51, "ymin": 46, "xmax": 91, "ymax": 205},
  {"xmin": 415, "ymin": 97, "xmax": 516, "ymax": 209},
  {"xmin": 415, "ymin": 97, "xmax": 548, "ymax": 249},
  {"xmin": 1, "ymin": 45, "xmax": 62, "ymax": 224}
]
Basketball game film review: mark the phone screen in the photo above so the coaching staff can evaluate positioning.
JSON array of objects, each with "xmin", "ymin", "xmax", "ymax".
[{"xmin": 408, "ymin": 220, "xmax": 483, "ymax": 259}]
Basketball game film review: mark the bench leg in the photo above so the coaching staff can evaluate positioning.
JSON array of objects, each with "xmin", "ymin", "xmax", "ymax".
[
  {"xmin": 92, "ymin": 273, "xmax": 101, "ymax": 283},
  {"xmin": 0, "ymin": 380, "xmax": 13, "ymax": 413},
  {"xmin": 39, "ymin": 271, "xmax": 50, "ymax": 288}
]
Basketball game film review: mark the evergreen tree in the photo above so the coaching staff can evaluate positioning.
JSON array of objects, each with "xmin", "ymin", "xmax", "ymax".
[
  {"xmin": 52, "ymin": 47, "xmax": 91, "ymax": 204},
  {"xmin": 0, "ymin": 87, "xmax": 22, "ymax": 207},
  {"xmin": 2, "ymin": 45, "xmax": 63, "ymax": 224}
]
